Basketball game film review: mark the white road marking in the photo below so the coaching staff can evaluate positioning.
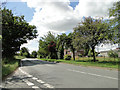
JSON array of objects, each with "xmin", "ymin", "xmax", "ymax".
[
  {"xmin": 32, "ymin": 86, "xmax": 39, "ymax": 88},
  {"xmin": 19, "ymin": 68, "xmax": 28, "ymax": 75},
  {"xmin": 32, "ymin": 77, "xmax": 38, "ymax": 80},
  {"xmin": 19, "ymin": 60, "xmax": 54, "ymax": 88},
  {"xmin": 68, "ymin": 69, "xmax": 118, "ymax": 80},
  {"xmin": 27, "ymin": 74, "xmax": 33, "ymax": 78},
  {"xmin": 24, "ymin": 80, "xmax": 34, "ymax": 86},
  {"xmin": 37, "ymin": 80, "xmax": 45, "ymax": 84},
  {"xmin": 6, "ymin": 81, "xmax": 12, "ymax": 84},
  {"xmin": 43, "ymin": 83, "xmax": 54, "ymax": 88}
]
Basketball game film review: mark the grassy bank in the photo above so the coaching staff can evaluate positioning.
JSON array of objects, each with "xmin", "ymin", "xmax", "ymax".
[
  {"xmin": 2, "ymin": 56, "xmax": 25, "ymax": 79},
  {"xmin": 39, "ymin": 57, "xmax": 119, "ymax": 69}
]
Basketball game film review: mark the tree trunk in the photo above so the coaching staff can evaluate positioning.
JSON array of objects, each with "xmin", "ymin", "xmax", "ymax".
[
  {"xmin": 92, "ymin": 46, "xmax": 96, "ymax": 62},
  {"xmin": 73, "ymin": 48, "xmax": 75, "ymax": 61}
]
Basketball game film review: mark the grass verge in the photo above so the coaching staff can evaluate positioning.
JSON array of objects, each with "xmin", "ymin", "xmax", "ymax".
[
  {"xmin": 39, "ymin": 57, "xmax": 119, "ymax": 69},
  {"xmin": 2, "ymin": 56, "xmax": 25, "ymax": 79}
]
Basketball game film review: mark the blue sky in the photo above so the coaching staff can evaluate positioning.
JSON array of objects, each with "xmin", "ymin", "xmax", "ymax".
[
  {"xmin": 5, "ymin": 2, "xmax": 35, "ymax": 22},
  {"xmin": 5, "ymin": 0, "xmax": 118, "ymax": 53}
]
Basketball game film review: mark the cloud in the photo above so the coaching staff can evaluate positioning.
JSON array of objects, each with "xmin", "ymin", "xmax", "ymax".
[
  {"xmin": 20, "ymin": 0, "xmax": 119, "ymax": 52},
  {"xmin": 28, "ymin": 1, "xmax": 80, "ymax": 33},
  {"xmin": 20, "ymin": 39, "xmax": 39, "ymax": 53},
  {"xmin": 22, "ymin": 0, "xmax": 119, "ymax": 34},
  {"xmin": 75, "ymin": 0, "xmax": 119, "ymax": 19}
]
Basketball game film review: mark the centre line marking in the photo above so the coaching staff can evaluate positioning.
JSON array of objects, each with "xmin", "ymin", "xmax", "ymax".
[{"xmin": 67, "ymin": 69, "xmax": 118, "ymax": 80}]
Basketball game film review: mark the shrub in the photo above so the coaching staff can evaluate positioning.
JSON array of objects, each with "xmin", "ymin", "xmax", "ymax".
[
  {"xmin": 23, "ymin": 52, "xmax": 28, "ymax": 57},
  {"xmin": 64, "ymin": 54, "xmax": 71, "ymax": 60}
]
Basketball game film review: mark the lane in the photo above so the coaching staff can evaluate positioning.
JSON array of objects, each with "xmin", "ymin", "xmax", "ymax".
[{"xmin": 20, "ymin": 58, "xmax": 118, "ymax": 88}]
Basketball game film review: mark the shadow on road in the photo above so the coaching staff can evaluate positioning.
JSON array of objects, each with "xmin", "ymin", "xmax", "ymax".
[{"xmin": 21, "ymin": 59, "xmax": 57, "ymax": 67}]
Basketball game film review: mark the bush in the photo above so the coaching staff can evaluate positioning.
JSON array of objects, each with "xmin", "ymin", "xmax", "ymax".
[{"xmin": 64, "ymin": 55, "xmax": 71, "ymax": 60}]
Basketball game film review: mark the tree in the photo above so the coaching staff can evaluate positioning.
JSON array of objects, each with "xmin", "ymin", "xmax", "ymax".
[
  {"xmin": 109, "ymin": 1, "xmax": 120, "ymax": 43},
  {"xmin": 48, "ymin": 41, "xmax": 57, "ymax": 59},
  {"xmin": 73, "ymin": 17, "xmax": 110, "ymax": 62},
  {"xmin": 38, "ymin": 31, "xmax": 57, "ymax": 59},
  {"xmin": 38, "ymin": 39, "xmax": 48, "ymax": 58},
  {"xmin": 65, "ymin": 33, "xmax": 76, "ymax": 60},
  {"xmin": 20, "ymin": 47, "xmax": 30, "ymax": 58},
  {"xmin": 2, "ymin": 8, "xmax": 37, "ymax": 58},
  {"xmin": 57, "ymin": 33, "xmax": 67, "ymax": 59},
  {"xmin": 31, "ymin": 51, "xmax": 37, "ymax": 58}
]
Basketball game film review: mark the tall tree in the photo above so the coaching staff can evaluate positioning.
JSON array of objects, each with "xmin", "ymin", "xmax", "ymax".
[
  {"xmin": 38, "ymin": 31, "xmax": 57, "ymax": 59},
  {"xmin": 48, "ymin": 41, "xmax": 57, "ymax": 59},
  {"xmin": 38, "ymin": 39, "xmax": 48, "ymax": 58},
  {"xmin": 2, "ymin": 8, "xmax": 37, "ymax": 58},
  {"xmin": 57, "ymin": 33, "xmax": 67, "ymax": 59},
  {"xmin": 73, "ymin": 17, "xmax": 110, "ymax": 62},
  {"xmin": 65, "ymin": 33, "xmax": 76, "ymax": 61},
  {"xmin": 109, "ymin": 1, "xmax": 120, "ymax": 43}
]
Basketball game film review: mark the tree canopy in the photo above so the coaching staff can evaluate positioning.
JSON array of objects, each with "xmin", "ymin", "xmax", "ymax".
[
  {"xmin": 73, "ymin": 17, "xmax": 110, "ymax": 62},
  {"xmin": 38, "ymin": 31, "xmax": 57, "ymax": 59},
  {"xmin": 109, "ymin": 1, "xmax": 120, "ymax": 43},
  {"xmin": 20, "ymin": 47, "xmax": 30, "ymax": 58},
  {"xmin": 2, "ymin": 8, "xmax": 37, "ymax": 58}
]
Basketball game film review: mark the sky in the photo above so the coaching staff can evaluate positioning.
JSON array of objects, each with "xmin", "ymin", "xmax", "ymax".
[{"xmin": 4, "ymin": 0, "xmax": 119, "ymax": 53}]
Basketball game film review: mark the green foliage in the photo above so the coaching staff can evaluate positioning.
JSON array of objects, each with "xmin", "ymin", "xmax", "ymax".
[
  {"xmin": 0, "ymin": 35, "xmax": 2, "ymax": 40},
  {"xmin": 108, "ymin": 50, "xmax": 118, "ymax": 58},
  {"xmin": 109, "ymin": 1, "xmax": 120, "ymax": 43},
  {"xmin": 39, "ymin": 57, "xmax": 119, "ymax": 69},
  {"xmin": 38, "ymin": 40, "xmax": 48, "ymax": 58},
  {"xmin": 2, "ymin": 8, "xmax": 37, "ymax": 58},
  {"xmin": 31, "ymin": 51, "xmax": 37, "ymax": 58},
  {"xmin": 78, "ymin": 54, "xmax": 83, "ymax": 57},
  {"xmin": 57, "ymin": 33, "xmax": 67, "ymax": 59},
  {"xmin": 66, "ymin": 33, "xmax": 76, "ymax": 60},
  {"xmin": 2, "ymin": 58, "xmax": 19, "ymax": 78},
  {"xmin": 38, "ymin": 31, "xmax": 57, "ymax": 59},
  {"xmin": 88, "ymin": 49, "xmax": 98, "ymax": 57},
  {"xmin": 73, "ymin": 17, "xmax": 110, "ymax": 62},
  {"xmin": 20, "ymin": 47, "xmax": 30, "ymax": 58},
  {"xmin": 23, "ymin": 52, "xmax": 29, "ymax": 57},
  {"xmin": 64, "ymin": 54, "xmax": 71, "ymax": 60}
]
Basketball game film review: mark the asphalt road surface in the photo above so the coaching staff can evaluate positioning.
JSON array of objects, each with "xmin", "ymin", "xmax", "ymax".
[{"xmin": 2, "ymin": 58, "xmax": 118, "ymax": 89}]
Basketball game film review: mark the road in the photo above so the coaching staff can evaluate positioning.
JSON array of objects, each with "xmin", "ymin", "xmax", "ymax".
[{"xmin": 2, "ymin": 58, "xmax": 118, "ymax": 89}]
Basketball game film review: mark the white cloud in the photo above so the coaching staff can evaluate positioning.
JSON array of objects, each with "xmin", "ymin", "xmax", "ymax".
[
  {"xmin": 20, "ymin": 0, "xmax": 119, "ymax": 52},
  {"xmin": 20, "ymin": 39, "xmax": 39, "ymax": 53},
  {"xmin": 28, "ymin": 1, "xmax": 80, "ymax": 32},
  {"xmin": 75, "ymin": 0, "xmax": 119, "ymax": 19}
]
